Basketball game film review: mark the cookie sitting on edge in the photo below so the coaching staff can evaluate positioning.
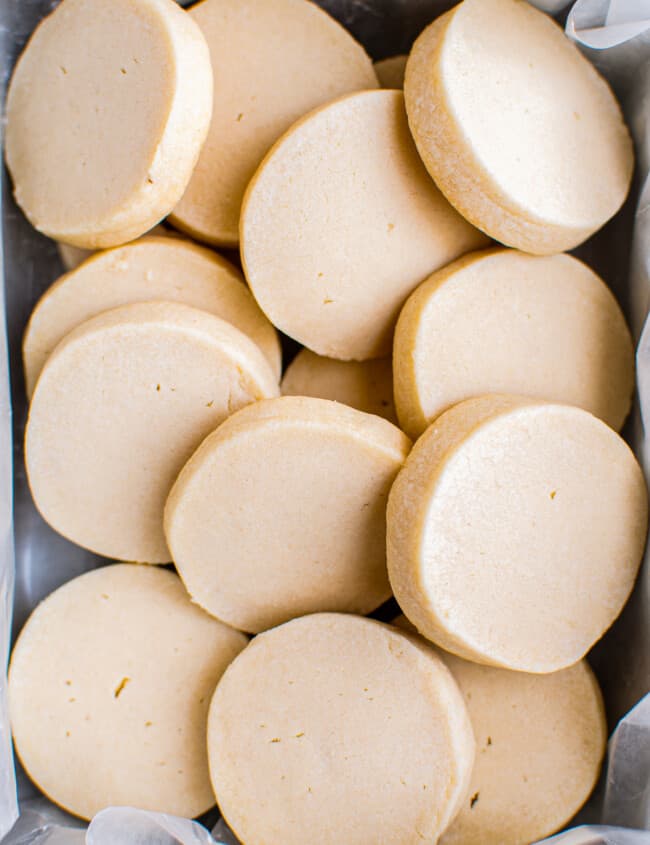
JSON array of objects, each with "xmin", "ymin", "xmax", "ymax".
[
  {"xmin": 387, "ymin": 395, "xmax": 648, "ymax": 673},
  {"xmin": 404, "ymin": 0, "xmax": 633, "ymax": 253},
  {"xmin": 5, "ymin": 0, "xmax": 213, "ymax": 248}
]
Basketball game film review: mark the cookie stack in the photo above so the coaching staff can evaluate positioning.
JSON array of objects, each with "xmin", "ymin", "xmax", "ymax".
[{"xmin": 5, "ymin": 0, "xmax": 646, "ymax": 843}]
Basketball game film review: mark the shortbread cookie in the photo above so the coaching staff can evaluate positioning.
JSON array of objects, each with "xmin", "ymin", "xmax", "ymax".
[
  {"xmin": 374, "ymin": 55, "xmax": 407, "ymax": 88},
  {"xmin": 208, "ymin": 613, "xmax": 475, "ymax": 845},
  {"xmin": 169, "ymin": 0, "xmax": 377, "ymax": 246},
  {"xmin": 165, "ymin": 396, "xmax": 410, "ymax": 632},
  {"xmin": 393, "ymin": 249, "xmax": 634, "ymax": 438},
  {"xmin": 387, "ymin": 396, "xmax": 648, "ymax": 673},
  {"xmin": 404, "ymin": 0, "xmax": 633, "ymax": 253},
  {"xmin": 440, "ymin": 657, "xmax": 606, "ymax": 844},
  {"xmin": 9, "ymin": 564, "xmax": 247, "ymax": 820},
  {"xmin": 5, "ymin": 0, "xmax": 213, "ymax": 248},
  {"xmin": 56, "ymin": 224, "xmax": 170, "ymax": 271},
  {"xmin": 24, "ymin": 236, "xmax": 281, "ymax": 396},
  {"xmin": 242, "ymin": 90, "xmax": 486, "ymax": 359},
  {"xmin": 393, "ymin": 616, "xmax": 606, "ymax": 845},
  {"xmin": 281, "ymin": 350, "xmax": 396, "ymax": 422},
  {"xmin": 26, "ymin": 302, "xmax": 278, "ymax": 563}
]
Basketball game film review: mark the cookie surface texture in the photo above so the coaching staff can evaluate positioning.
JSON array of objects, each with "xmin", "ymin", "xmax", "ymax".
[
  {"xmin": 393, "ymin": 249, "xmax": 634, "ymax": 438},
  {"xmin": 165, "ymin": 396, "xmax": 410, "ymax": 632},
  {"xmin": 170, "ymin": 0, "xmax": 378, "ymax": 246},
  {"xmin": 387, "ymin": 396, "xmax": 648, "ymax": 672},
  {"xmin": 26, "ymin": 302, "xmax": 278, "ymax": 563},
  {"xmin": 24, "ymin": 236, "xmax": 281, "ymax": 396},
  {"xmin": 5, "ymin": 0, "xmax": 213, "ymax": 248},
  {"xmin": 281, "ymin": 349, "xmax": 396, "ymax": 422},
  {"xmin": 404, "ymin": 0, "xmax": 633, "ymax": 253},
  {"xmin": 241, "ymin": 90, "xmax": 487, "ymax": 360},
  {"xmin": 9, "ymin": 564, "xmax": 247, "ymax": 820},
  {"xmin": 208, "ymin": 613, "xmax": 475, "ymax": 845}
]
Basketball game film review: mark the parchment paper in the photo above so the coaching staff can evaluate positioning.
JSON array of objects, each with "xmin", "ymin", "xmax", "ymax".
[{"xmin": 0, "ymin": 1, "xmax": 649, "ymax": 843}]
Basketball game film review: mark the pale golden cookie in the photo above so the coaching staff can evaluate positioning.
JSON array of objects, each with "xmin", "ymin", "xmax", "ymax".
[
  {"xmin": 24, "ymin": 236, "xmax": 281, "ymax": 397},
  {"xmin": 393, "ymin": 249, "xmax": 634, "ymax": 438},
  {"xmin": 56, "ymin": 224, "xmax": 170, "ymax": 271},
  {"xmin": 404, "ymin": 0, "xmax": 633, "ymax": 254},
  {"xmin": 374, "ymin": 55, "xmax": 407, "ymax": 88},
  {"xmin": 281, "ymin": 349, "xmax": 396, "ymax": 423},
  {"xmin": 26, "ymin": 302, "xmax": 278, "ymax": 563},
  {"xmin": 208, "ymin": 613, "xmax": 475, "ymax": 845},
  {"xmin": 393, "ymin": 615, "xmax": 607, "ymax": 845},
  {"xmin": 5, "ymin": 0, "xmax": 213, "ymax": 248},
  {"xmin": 169, "ymin": 0, "xmax": 377, "ymax": 246},
  {"xmin": 9, "ymin": 564, "xmax": 247, "ymax": 820},
  {"xmin": 165, "ymin": 396, "xmax": 410, "ymax": 632},
  {"xmin": 241, "ymin": 90, "xmax": 487, "ymax": 360},
  {"xmin": 387, "ymin": 396, "xmax": 648, "ymax": 673}
]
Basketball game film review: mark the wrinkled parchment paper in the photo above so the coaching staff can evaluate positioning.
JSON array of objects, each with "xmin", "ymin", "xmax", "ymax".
[{"xmin": 1, "ymin": 1, "xmax": 649, "ymax": 842}]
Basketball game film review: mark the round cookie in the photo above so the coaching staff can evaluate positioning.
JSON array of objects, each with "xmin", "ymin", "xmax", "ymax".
[
  {"xmin": 281, "ymin": 349, "xmax": 396, "ymax": 423},
  {"xmin": 26, "ymin": 301, "xmax": 278, "ymax": 563},
  {"xmin": 387, "ymin": 395, "xmax": 648, "ymax": 673},
  {"xmin": 404, "ymin": 0, "xmax": 633, "ymax": 254},
  {"xmin": 241, "ymin": 90, "xmax": 487, "ymax": 360},
  {"xmin": 5, "ymin": 0, "xmax": 213, "ymax": 248},
  {"xmin": 165, "ymin": 396, "xmax": 411, "ymax": 632},
  {"xmin": 9, "ymin": 564, "xmax": 247, "ymax": 820},
  {"xmin": 374, "ymin": 55, "xmax": 407, "ymax": 88},
  {"xmin": 393, "ymin": 249, "xmax": 634, "ymax": 438},
  {"xmin": 440, "ymin": 656, "xmax": 606, "ymax": 844},
  {"xmin": 56, "ymin": 224, "xmax": 170, "ymax": 271},
  {"xmin": 207, "ymin": 613, "xmax": 475, "ymax": 845},
  {"xmin": 169, "ymin": 0, "xmax": 378, "ymax": 246},
  {"xmin": 24, "ymin": 236, "xmax": 281, "ymax": 397},
  {"xmin": 393, "ymin": 616, "xmax": 606, "ymax": 845}
]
